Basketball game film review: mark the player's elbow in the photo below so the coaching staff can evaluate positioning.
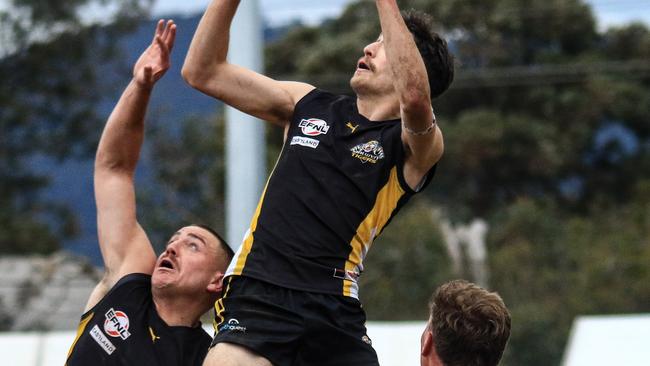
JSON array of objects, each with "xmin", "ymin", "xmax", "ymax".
[
  {"xmin": 181, "ymin": 62, "xmax": 207, "ymax": 89},
  {"xmin": 181, "ymin": 57, "xmax": 217, "ymax": 88},
  {"xmin": 94, "ymin": 149, "xmax": 118, "ymax": 172},
  {"xmin": 94, "ymin": 151, "xmax": 136, "ymax": 179},
  {"xmin": 400, "ymin": 89, "xmax": 431, "ymax": 116},
  {"xmin": 182, "ymin": 63, "xmax": 229, "ymax": 100}
]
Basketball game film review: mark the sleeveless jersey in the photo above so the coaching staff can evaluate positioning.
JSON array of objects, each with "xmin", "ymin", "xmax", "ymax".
[
  {"xmin": 225, "ymin": 89, "xmax": 436, "ymax": 298},
  {"xmin": 66, "ymin": 274, "xmax": 210, "ymax": 366}
]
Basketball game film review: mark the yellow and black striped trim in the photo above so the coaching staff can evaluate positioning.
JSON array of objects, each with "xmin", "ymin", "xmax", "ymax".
[
  {"xmin": 344, "ymin": 166, "xmax": 406, "ymax": 297},
  {"xmin": 230, "ymin": 186, "xmax": 268, "ymax": 276},
  {"xmin": 212, "ymin": 277, "xmax": 233, "ymax": 335},
  {"xmin": 229, "ymin": 141, "xmax": 289, "ymax": 277},
  {"xmin": 65, "ymin": 312, "xmax": 94, "ymax": 364}
]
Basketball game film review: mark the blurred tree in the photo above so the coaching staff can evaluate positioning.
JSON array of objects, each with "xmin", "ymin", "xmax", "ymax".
[
  {"xmin": 488, "ymin": 199, "xmax": 575, "ymax": 366},
  {"xmin": 360, "ymin": 198, "xmax": 453, "ymax": 320},
  {"xmin": 266, "ymin": 0, "xmax": 379, "ymax": 92},
  {"xmin": 137, "ymin": 113, "xmax": 226, "ymax": 251},
  {"xmin": 262, "ymin": 1, "xmax": 650, "ymax": 365},
  {"xmin": 0, "ymin": 0, "xmax": 150, "ymax": 254}
]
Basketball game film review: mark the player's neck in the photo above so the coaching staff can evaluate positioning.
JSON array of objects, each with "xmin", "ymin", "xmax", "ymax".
[
  {"xmin": 152, "ymin": 292, "xmax": 205, "ymax": 327},
  {"xmin": 356, "ymin": 94, "xmax": 400, "ymax": 121}
]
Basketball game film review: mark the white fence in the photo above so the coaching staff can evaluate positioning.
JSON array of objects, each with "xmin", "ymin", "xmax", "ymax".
[
  {"xmin": 562, "ymin": 314, "xmax": 650, "ymax": 366},
  {"xmin": 0, "ymin": 321, "xmax": 426, "ymax": 366},
  {"xmin": 5, "ymin": 314, "xmax": 650, "ymax": 366}
]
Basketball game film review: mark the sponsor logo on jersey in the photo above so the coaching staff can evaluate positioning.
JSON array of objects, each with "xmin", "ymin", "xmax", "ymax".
[
  {"xmin": 219, "ymin": 318, "xmax": 247, "ymax": 333},
  {"xmin": 90, "ymin": 324, "xmax": 116, "ymax": 355},
  {"xmin": 299, "ymin": 118, "xmax": 330, "ymax": 136},
  {"xmin": 149, "ymin": 326, "xmax": 161, "ymax": 343},
  {"xmin": 104, "ymin": 308, "xmax": 131, "ymax": 340},
  {"xmin": 291, "ymin": 136, "xmax": 320, "ymax": 149},
  {"xmin": 346, "ymin": 122, "xmax": 359, "ymax": 133},
  {"xmin": 333, "ymin": 268, "xmax": 361, "ymax": 282},
  {"xmin": 350, "ymin": 140, "xmax": 385, "ymax": 164},
  {"xmin": 362, "ymin": 335, "xmax": 373, "ymax": 345}
]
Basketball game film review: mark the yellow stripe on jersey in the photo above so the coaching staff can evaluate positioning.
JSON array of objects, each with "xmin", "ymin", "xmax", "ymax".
[
  {"xmin": 344, "ymin": 166, "xmax": 406, "ymax": 297},
  {"xmin": 231, "ymin": 141, "xmax": 288, "ymax": 275},
  {"xmin": 212, "ymin": 278, "xmax": 232, "ymax": 334},
  {"xmin": 65, "ymin": 312, "xmax": 94, "ymax": 364},
  {"xmin": 231, "ymin": 187, "xmax": 268, "ymax": 275}
]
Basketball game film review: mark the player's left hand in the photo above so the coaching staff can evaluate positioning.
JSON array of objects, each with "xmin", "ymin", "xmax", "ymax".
[{"xmin": 133, "ymin": 19, "xmax": 176, "ymax": 89}]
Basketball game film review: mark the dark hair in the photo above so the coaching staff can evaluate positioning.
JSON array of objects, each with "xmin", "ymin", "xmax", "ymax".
[
  {"xmin": 429, "ymin": 280, "xmax": 511, "ymax": 366},
  {"xmin": 403, "ymin": 10, "xmax": 455, "ymax": 99},
  {"xmin": 191, "ymin": 223, "xmax": 234, "ymax": 265}
]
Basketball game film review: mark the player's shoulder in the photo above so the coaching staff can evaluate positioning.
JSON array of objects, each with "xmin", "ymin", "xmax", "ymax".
[
  {"xmin": 94, "ymin": 274, "xmax": 151, "ymax": 307},
  {"xmin": 295, "ymin": 88, "xmax": 352, "ymax": 110},
  {"xmin": 113, "ymin": 272, "xmax": 151, "ymax": 288}
]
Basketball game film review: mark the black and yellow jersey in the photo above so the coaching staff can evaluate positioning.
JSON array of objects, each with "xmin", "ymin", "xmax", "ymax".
[
  {"xmin": 225, "ymin": 89, "xmax": 436, "ymax": 299},
  {"xmin": 66, "ymin": 274, "xmax": 210, "ymax": 366}
]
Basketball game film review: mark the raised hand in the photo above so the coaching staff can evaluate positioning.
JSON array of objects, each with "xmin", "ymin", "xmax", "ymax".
[{"xmin": 133, "ymin": 19, "xmax": 177, "ymax": 88}]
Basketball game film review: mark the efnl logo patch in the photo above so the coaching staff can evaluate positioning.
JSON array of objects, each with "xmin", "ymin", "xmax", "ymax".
[
  {"xmin": 351, "ymin": 140, "xmax": 385, "ymax": 164},
  {"xmin": 104, "ymin": 308, "xmax": 131, "ymax": 340},
  {"xmin": 219, "ymin": 318, "xmax": 247, "ymax": 333},
  {"xmin": 299, "ymin": 118, "xmax": 330, "ymax": 136}
]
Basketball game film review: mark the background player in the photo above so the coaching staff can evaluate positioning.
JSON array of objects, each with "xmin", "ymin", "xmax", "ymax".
[
  {"xmin": 66, "ymin": 19, "xmax": 233, "ymax": 365},
  {"xmin": 420, "ymin": 280, "xmax": 511, "ymax": 366}
]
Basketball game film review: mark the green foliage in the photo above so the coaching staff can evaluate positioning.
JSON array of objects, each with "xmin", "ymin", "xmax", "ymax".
[
  {"xmin": 1, "ymin": 0, "xmax": 647, "ymax": 363},
  {"xmin": 0, "ymin": 0, "xmax": 149, "ymax": 254},
  {"xmin": 439, "ymin": 110, "xmax": 562, "ymax": 217},
  {"xmin": 137, "ymin": 113, "xmax": 227, "ymax": 251},
  {"xmin": 360, "ymin": 198, "xmax": 452, "ymax": 320},
  {"xmin": 488, "ymin": 199, "xmax": 574, "ymax": 366},
  {"xmin": 488, "ymin": 197, "xmax": 650, "ymax": 366},
  {"xmin": 265, "ymin": 1, "xmax": 380, "ymax": 92},
  {"xmin": 601, "ymin": 23, "xmax": 650, "ymax": 60},
  {"xmin": 0, "ymin": 204, "xmax": 72, "ymax": 254},
  {"xmin": 264, "ymin": 1, "xmax": 650, "ymax": 364}
]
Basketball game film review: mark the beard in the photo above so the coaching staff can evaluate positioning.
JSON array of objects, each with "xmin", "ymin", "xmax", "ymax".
[
  {"xmin": 350, "ymin": 73, "xmax": 395, "ymax": 99},
  {"xmin": 350, "ymin": 74, "xmax": 373, "ymax": 96}
]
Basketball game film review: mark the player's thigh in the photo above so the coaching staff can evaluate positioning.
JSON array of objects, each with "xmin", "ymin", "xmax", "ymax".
[
  {"xmin": 296, "ymin": 294, "xmax": 379, "ymax": 366},
  {"xmin": 203, "ymin": 342, "xmax": 273, "ymax": 366}
]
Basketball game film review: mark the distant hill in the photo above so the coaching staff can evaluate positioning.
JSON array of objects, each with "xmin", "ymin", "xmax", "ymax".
[{"xmin": 45, "ymin": 14, "xmax": 291, "ymax": 265}]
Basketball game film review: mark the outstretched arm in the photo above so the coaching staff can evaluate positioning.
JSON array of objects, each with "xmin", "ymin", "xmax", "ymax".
[
  {"xmin": 376, "ymin": 0, "xmax": 443, "ymax": 189},
  {"xmin": 182, "ymin": 0, "xmax": 313, "ymax": 127},
  {"xmin": 86, "ymin": 20, "xmax": 176, "ymax": 311}
]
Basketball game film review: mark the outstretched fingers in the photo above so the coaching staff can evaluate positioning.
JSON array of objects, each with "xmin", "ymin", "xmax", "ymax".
[
  {"xmin": 134, "ymin": 19, "xmax": 176, "ymax": 85},
  {"xmin": 162, "ymin": 20, "xmax": 176, "ymax": 51},
  {"xmin": 161, "ymin": 20, "xmax": 176, "ymax": 46},
  {"xmin": 154, "ymin": 35, "xmax": 169, "ymax": 59},
  {"xmin": 154, "ymin": 19, "xmax": 165, "ymax": 42}
]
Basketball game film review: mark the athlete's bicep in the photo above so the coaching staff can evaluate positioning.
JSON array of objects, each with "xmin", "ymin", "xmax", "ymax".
[
  {"xmin": 95, "ymin": 171, "xmax": 157, "ymax": 284},
  {"xmin": 185, "ymin": 63, "xmax": 314, "ymax": 126}
]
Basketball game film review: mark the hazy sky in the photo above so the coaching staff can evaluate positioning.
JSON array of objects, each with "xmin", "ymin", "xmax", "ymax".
[
  {"xmin": 153, "ymin": 0, "xmax": 356, "ymax": 26},
  {"xmin": 0, "ymin": 0, "xmax": 648, "ymax": 28},
  {"xmin": 148, "ymin": 0, "xmax": 650, "ymax": 28}
]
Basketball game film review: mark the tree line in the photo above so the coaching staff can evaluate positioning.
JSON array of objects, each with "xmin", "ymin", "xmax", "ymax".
[{"xmin": 1, "ymin": 1, "xmax": 649, "ymax": 365}]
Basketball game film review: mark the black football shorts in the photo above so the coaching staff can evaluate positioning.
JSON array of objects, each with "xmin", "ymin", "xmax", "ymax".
[{"xmin": 211, "ymin": 276, "xmax": 379, "ymax": 366}]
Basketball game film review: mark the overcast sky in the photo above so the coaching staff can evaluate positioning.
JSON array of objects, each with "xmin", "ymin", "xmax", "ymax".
[
  {"xmin": 153, "ymin": 0, "xmax": 356, "ymax": 26},
  {"xmin": 148, "ymin": 0, "xmax": 650, "ymax": 28},
  {"xmin": 0, "ymin": 0, "xmax": 648, "ymax": 28}
]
